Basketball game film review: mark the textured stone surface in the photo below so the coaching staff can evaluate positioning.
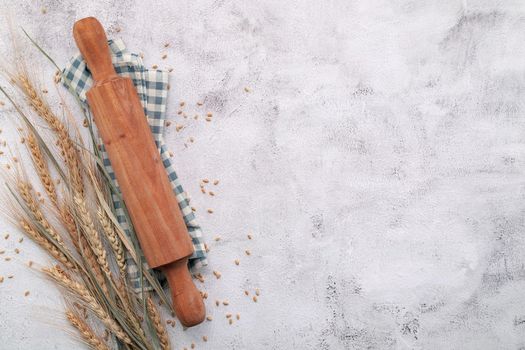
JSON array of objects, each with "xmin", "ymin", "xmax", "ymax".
[{"xmin": 1, "ymin": 0, "xmax": 525, "ymax": 349}]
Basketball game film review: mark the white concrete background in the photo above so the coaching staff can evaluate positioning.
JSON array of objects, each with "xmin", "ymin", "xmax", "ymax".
[{"xmin": 0, "ymin": 0, "xmax": 525, "ymax": 349}]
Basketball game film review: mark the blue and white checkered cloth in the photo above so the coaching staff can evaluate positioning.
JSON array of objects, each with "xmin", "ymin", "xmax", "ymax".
[{"xmin": 62, "ymin": 39, "xmax": 207, "ymax": 291}]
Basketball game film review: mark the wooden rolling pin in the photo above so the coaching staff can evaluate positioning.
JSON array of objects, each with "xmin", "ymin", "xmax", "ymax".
[{"xmin": 73, "ymin": 17, "xmax": 205, "ymax": 327}]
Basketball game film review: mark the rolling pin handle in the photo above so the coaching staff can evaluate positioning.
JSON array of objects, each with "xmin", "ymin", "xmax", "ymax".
[
  {"xmin": 162, "ymin": 258, "xmax": 206, "ymax": 327},
  {"xmin": 73, "ymin": 17, "xmax": 117, "ymax": 82}
]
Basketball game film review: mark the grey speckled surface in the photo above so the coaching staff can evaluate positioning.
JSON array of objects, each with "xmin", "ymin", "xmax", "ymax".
[{"xmin": 1, "ymin": 0, "xmax": 525, "ymax": 349}]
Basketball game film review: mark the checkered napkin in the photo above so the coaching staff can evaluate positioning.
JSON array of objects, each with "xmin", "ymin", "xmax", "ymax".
[{"xmin": 62, "ymin": 39, "xmax": 207, "ymax": 291}]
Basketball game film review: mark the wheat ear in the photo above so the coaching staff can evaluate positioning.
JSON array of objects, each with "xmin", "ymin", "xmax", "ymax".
[
  {"xmin": 66, "ymin": 310, "xmax": 110, "ymax": 350},
  {"xmin": 59, "ymin": 200, "xmax": 110, "ymax": 296},
  {"xmin": 17, "ymin": 181, "xmax": 64, "ymax": 247},
  {"xmin": 43, "ymin": 266, "xmax": 131, "ymax": 344},
  {"xmin": 19, "ymin": 219, "xmax": 74, "ymax": 269},
  {"xmin": 146, "ymin": 297, "xmax": 171, "ymax": 350},
  {"xmin": 73, "ymin": 195, "xmax": 111, "ymax": 280},
  {"xmin": 16, "ymin": 74, "xmax": 84, "ymax": 196},
  {"xmin": 97, "ymin": 207, "xmax": 125, "ymax": 275},
  {"xmin": 26, "ymin": 132, "xmax": 58, "ymax": 206}
]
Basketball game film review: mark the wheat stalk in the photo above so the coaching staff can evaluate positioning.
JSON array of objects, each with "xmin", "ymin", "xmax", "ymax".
[
  {"xmin": 43, "ymin": 266, "xmax": 132, "ymax": 345},
  {"xmin": 146, "ymin": 297, "xmax": 171, "ymax": 350},
  {"xmin": 97, "ymin": 207, "xmax": 125, "ymax": 276},
  {"xmin": 66, "ymin": 310, "xmax": 110, "ymax": 350}
]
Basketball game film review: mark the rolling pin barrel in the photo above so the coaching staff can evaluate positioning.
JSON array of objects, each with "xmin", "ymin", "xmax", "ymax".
[{"xmin": 73, "ymin": 17, "xmax": 205, "ymax": 327}]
